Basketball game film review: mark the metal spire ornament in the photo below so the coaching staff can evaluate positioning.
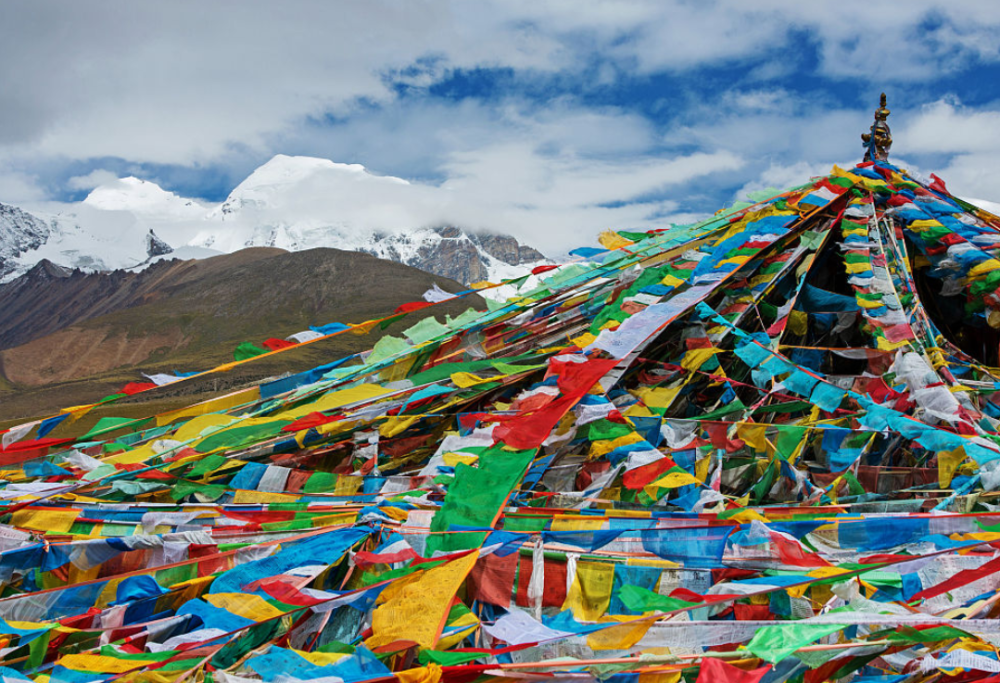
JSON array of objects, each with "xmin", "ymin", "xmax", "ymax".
[{"xmin": 862, "ymin": 92, "xmax": 892, "ymax": 161}]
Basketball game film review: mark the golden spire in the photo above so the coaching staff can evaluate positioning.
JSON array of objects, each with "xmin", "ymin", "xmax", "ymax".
[{"xmin": 862, "ymin": 93, "xmax": 892, "ymax": 162}]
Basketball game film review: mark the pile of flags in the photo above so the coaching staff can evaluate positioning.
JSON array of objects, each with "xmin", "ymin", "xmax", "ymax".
[{"xmin": 2, "ymin": 159, "xmax": 1000, "ymax": 682}]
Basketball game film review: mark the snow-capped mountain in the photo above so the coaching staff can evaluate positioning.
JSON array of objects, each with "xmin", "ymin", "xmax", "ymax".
[
  {"xmin": 1, "ymin": 155, "xmax": 548, "ymax": 285},
  {"xmin": 84, "ymin": 176, "xmax": 209, "ymax": 219}
]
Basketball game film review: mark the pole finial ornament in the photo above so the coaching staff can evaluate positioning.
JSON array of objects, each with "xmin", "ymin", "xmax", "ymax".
[{"xmin": 862, "ymin": 93, "xmax": 892, "ymax": 162}]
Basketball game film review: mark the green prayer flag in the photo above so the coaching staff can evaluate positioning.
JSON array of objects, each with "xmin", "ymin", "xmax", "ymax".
[
  {"xmin": 365, "ymin": 335, "xmax": 412, "ymax": 365},
  {"xmin": 885, "ymin": 625, "xmax": 970, "ymax": 644},
  {"xmin": 80, "ymin": 416, "xmax": 149, "ymax": 440},
  {"xmin": 234, "ymin": 341, "xmax": 268, "ymax": 361},
  {"xmin": 618, "ymin": 584, "xmax": 699, "ymax": 613},
  {"xmin": 426, "ymin": 446, "xmax": 536, "ymax": 554},
  {"xmin": 745, "ymin": 622, "xmax": 844, "ymax": 664},
  {"xmin": 775, "ymin": 425, "xmax": 808, "ymax": 461},
  {"xmin": 193, "ymin": 421, "xmax": 291, "ymax": 453},
  {"xmin": 418, "ymin": 649, "xmax": 482, "ymax": 666}
]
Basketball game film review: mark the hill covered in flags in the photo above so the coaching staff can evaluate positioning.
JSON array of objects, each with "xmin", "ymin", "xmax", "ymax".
[{"xmin": 3, "ymin": 158, "xmax": 1000, "ymax": 681}]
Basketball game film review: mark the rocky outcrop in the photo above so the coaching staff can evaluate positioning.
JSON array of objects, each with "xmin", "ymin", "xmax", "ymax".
[
  {"xmin": 471, "ymin": 232, "xmax": 546, "ymax": 265},
  {"xmin": 145, "ymin": 229, "xmax": 173, "ymax": 258},
  {"xmin": 0, "ymin": 203, "xmax": 51, "ymax": 281},
  {"xmin": 370, "ymin": 226, "xmax": 547, "ymax": 284},
  {"xmin": 411, "ymin": 231, "xmax": 491, "ymax": 284}
]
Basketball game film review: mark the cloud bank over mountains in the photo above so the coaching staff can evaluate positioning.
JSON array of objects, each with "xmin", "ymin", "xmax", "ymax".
[{"xmin": 2, "ymin": 1, "xmax": 1000, "ymax": 251}]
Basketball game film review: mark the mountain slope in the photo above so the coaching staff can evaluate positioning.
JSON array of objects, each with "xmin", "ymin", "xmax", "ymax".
[{"xmin": 0, "ymin": 247, "xmax": 482, "ymax": 419}]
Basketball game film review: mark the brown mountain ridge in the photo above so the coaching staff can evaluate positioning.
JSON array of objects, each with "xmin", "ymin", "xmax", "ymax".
[{"xmin": 0, "ymin": 247, "xmax": 482, "ymax": 420}]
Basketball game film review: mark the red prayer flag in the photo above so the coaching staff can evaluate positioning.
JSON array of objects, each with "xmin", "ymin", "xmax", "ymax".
[
  {"xmin": 466, "ymin": 552, "xmax": 519, "ymax": 607},
  {"xmin": 911, "ymin": 554, "xmax": 1000, "ymax": 602},
  {"xmin": 622, "ymin": 456, "xmax": 679, "ymax": 490},
  {"xmin": 394, "ymin": 301, "xmax": 433, "ymax": 314},
  {"xmin": 491, "ymin": 358, "xmax": 618, "ymax": 450},
  {"xmin": 263, "ymin": 338, "xmax": 296, "ymax": 351},
  {"xmin": 696, "ymin": 657, "xmax": 770, "ymax": 683},
  {"xmin": 281, "ymin": 412, "xmax": 342, "ymax": 432},
  {"xmin": 929, "ymin": 173, "xmax": 949, "ymax": 194},
  {"xmin": 120, "ymin": 382, "xmax": 157, "ymax": 396},
  {"xmin": 514, "ymin": 555, "xmax": 568, "ymax": 608},
  {"xmin": 531, "ymin": 264, "xmax": 559, "ymax": 275}
]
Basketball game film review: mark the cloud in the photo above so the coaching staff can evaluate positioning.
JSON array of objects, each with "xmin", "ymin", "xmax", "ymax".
[
  {"xmin": 0, "ymin": 170, "xmax": 45, "ymax": 203},
  {"xmin": 902, "ymin": 99, "xmax": 1000, "ymax": 155},
  {"xmin": 733, "ymin": 161, "xmax": 837, "ymax": 202},
  {"xmin": 435, "ymin": 144, "xmax": 743, "ymax": 253},
  {"xmin": 3, "ymin": 1, "xmax": 1000, "ymax": 169},
  {"xmin": 66, "ymin": 169, "xmax": 120, "ymax": 191}
]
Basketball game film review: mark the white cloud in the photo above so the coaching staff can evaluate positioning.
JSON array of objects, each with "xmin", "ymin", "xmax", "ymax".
[
  {"xmin": 66, "ymin": 169, "xmax": 120, "ymax": 191},
  {"xmin": 2, "ymin": 1, "xmax": 1000, "ymax": 169},
  {"xmin": 927, "ymin": 152, "xmax": 1000, "ymax": 202},
  {"xmin": 902, "ymin": 99, "xmax": 1000, "ymax": 155},
  {"xmin": 0, "ymin": 171, "xmax": 45, "ymax": 203},
  {"xmin": 436, "ymin": 144, "xmax": 743, "ymax": 253},
  {"xmin": 734, "ymin": 161, "xmax": 837, "ymax": 202}
]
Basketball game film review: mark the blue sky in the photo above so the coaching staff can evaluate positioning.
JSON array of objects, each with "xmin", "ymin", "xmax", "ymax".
[{"xmin": 3, "ymin": 1, "xmax": 1000, "ymax": 254}]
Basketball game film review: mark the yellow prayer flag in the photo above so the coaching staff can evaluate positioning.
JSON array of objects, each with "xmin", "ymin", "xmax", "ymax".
[
  {"xmin": 589, "ymin": 432, "xmax": 643, "ymax": 459},
  {"xmin": 694, "ymin": 455, "xmax": 711, "ymax": 483},
  {"xmin": 156, "ymin": 388, "xmax": 259, "ymax": 426},
  {"xmin": 646, "ymin": 470, "xmax": 700, "ymax": 491},
  {"xmin": 442, "ymin": 452, "xmax": 479, "ymax": 467},
  {"xmin": 587, "ymin": 616, "xmax": 653, "ymax": 650},
  {"xmin": 450, "ymin": 372, "xmax": 492, "ymax": 388},
  {"xmin": 635, "ymin": 386, "xmax": 681, "ymax": 411},
  {"xmin": 232, "ymin": 490, "xmax": 300, "ymax": 504},
  {"xmin": 622, "ymin": 403, "xmax": 655, "ymax": 419},
  {"xmin": 680, "ymin": 347, "xmax": 722, "ymax": 371},
  {"xmin": 57, "ymin": 653, "xmax": 145, "ymax": 674},
  {"xmin": 280, "ymin": 383, "xmax": 392, "ymax": 420},
  {"xmin": 970, "ymin": 259, "xmax": 1000, "ymax": 278},
  {"xmin": 206, "ymin": 592, "xmax": 286, "ymax": 622},
  {"xmin": 938, "ymin": 446, "xmax": 967, "ymax": 488},
  {"xmin": 380, "ymin": 415, "xmax": 420, "ymax": 438},
  {"xmin": 366, "ymin": 551, "xmax": 478, "ymax": 651},
  {"xmin": 173, "ymin": 414, "xmax": 239, "ymax": 442},
  {"xmin": 102, "ymin": 443, "xmax": 157, "ymax": 466},
  {"xmin": 350, "ymin": 319, "xmax": 381, "ymax": 335},
  {"xmin": 552, "ymin": 515, "xmax": 605, "ymax": 532},
  {"xmin": 11, "ymin": 509, "xmax": 80, "ymax": 534},
  {"xmin": 856, "ymin": 297, "xmax": 886, "ymax": 310},
  {"xmin": 396, "ymin": 664, "xmax": 443, "ymax": 683},
  {"xmin": 737, "ymin": 423, "xmax": 767, "ymax": 452},
  {"xmin": 598, "ymin": 229, "xmax": 635, "ymax": 250},
  {"xmin": 876, "ymin": 335, "xmax": 913, "ymax": 352},
  {"xmin": 638, "ymin": 673, "xmax": 681, "ymax": 683},
  {"xmin": 570, "ymin": 331, "xmax": 598, "ymax": 349},
  {"xmin": 788, "ymin": 309, "xmax": 808, "ymax": 336},
  {"xmin": 562, "ymin": 560, "xmax": 614, "ymax": 621}
]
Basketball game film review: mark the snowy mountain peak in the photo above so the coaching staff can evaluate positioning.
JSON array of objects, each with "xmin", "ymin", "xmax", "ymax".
[
  {"xmin": 211, "ymin": 154, "xmax": 407, "ymax": 220},
  {"xmin": 83, "ymin": 176, "xmax": 206, "ymax": 218},
  {"xmin": 245, "ymin": 154, "xmax": 364, "ymax": 186}
]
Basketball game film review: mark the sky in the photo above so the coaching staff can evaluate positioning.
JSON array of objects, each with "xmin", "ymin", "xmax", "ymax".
[{"xmin": 3, "ymin": 0, "xmax": 1000, "ymax": 255}]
